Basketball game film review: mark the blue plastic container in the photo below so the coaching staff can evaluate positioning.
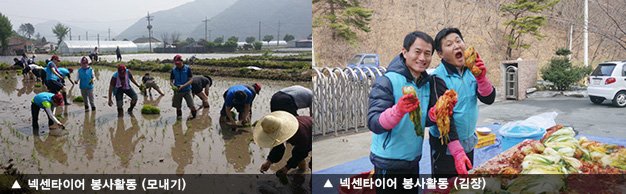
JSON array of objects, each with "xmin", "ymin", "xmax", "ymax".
[{"xmin": 500, "ymin": 125, "xmax": 545, "ymax": 151}]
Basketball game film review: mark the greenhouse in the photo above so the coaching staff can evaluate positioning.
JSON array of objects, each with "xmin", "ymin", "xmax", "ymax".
[
  {"xmin": 58, "ymin": 41, "xmax": 137, "ymax": 55},
  {"xmin": 136, "ymin": 42, "xmax": 164, "ymax": 52}
]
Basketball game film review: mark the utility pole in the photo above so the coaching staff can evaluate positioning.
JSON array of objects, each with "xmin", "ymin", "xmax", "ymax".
[
  {"xmin": 108, "ymin": 27, "xmax": 111, "ymax": 41},
  {"xmin": 202, "ymin": 17, "xmax": 210, "ymax": 41},
  {"xmin": 584, "ymin": 0, "xmax": 589, "ymax": 67},
  {"xmin": 78, "ymin": 35, "xmax": 80, "ymax": 41},
  {"xmin": 146, "ymin": 12, "xmax": 154, "ymax": 52},
  {"xmin": 258, "ymin": 21, "xmax": 261, "ymax": 43},
  {"xmin": 97, "ymin": 34, "xmax": 100, "ymax": 48},
  {"xmin": 86, "ymin": 31, "xmax": 88, "ymax": 41},
  {"xmin": 277, "ymin": 20, "xmax": 280, "ymax": 46},
  {"xmin": 69, "ymin": 28, "xmax": 72, "ymax": 41}
]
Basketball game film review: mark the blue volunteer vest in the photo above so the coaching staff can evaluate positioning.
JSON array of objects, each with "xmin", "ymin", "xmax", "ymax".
[
  {"xmin": 430, "ymin": 63, "xmax": 478, "ymax": 141},
  {"xmin": 45, "ymin": 61, "xmax": 59, "ymax": 81},
  {"xmin": 370, "ymin": 72, "xmax": 429, "ymax": 161},
  {"xmin": 32, "ymin": 92, "xmax": 55, "ymax": 108},
  {"xmin": 172, "ymin": 65, "xmax": 191, "ymax": 92},
  {"xmin": 78, "ymin": 68, "xmax": 94, "ymax": 89}
]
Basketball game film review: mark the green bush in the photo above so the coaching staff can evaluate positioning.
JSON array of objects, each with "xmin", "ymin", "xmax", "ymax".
[
  {"xmin": 541, "ymin": 49, "xmax": 593, "ymax": 91},
  {"xmin": 253, "ymin": 41, "xmax": 263, "ymax": 50},
  {"xmin": 160, "ymin": 64, "xmax": 174, "ymax": 72},
  {"xmin": 223, "ymin": 41, "xmax": 238, "ymax": 52},
  {"xmin": 16, "ymin": 70, "xmax": 22, "ymax": 74},
  {"xmin": 36, "ymin": 61, "xmax": 47, "ymax": 67},
  {"xmin": 236, "ymin": 67, "xmax": 250, "ymax": 75},
  {"xmin": 34, "ymin": 83, "xmax": 42, "ymax": 87},
  {"xmin": 0, "ymin": 62, "xmax": 10, "ymax": 69},
  {"xmin": 73, "ymin": 96, "xmax": 84, "ymax": 102},
  {"xmin": 141, "ymin": 105, "xmax": 160, "ymax": 114}
]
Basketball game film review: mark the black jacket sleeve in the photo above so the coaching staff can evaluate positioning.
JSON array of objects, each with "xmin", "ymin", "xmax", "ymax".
[
  {"xmin": 476, "ymin": 85, "xmax": 496, "ymax": 105},
  {"xmin": 427, "ymin": 76, "xmax": 459, "ymax": 142},
  {"xmin": 267, "ymin": 144, "xmax": 285, "ymax": 164},
  {"xmin": 285, "ymin": 144, "xmax": 309, "ymax": 169},
  {"xmin": 367, "ymin": 76, "xmax": 395, "ymax": 134}
]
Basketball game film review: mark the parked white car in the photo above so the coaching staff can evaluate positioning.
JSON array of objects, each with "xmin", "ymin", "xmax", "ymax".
[{"xmin": 588, "ymin": 60, "xmax": 626, "ymax": 107}]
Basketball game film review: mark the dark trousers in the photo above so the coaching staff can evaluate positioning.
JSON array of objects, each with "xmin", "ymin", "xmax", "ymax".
[
  {"xmin": 373, "ymin": 165, "xmax": 419, "ymax": 194},
  {"xmin": 429, "ymin": 134, "xmax": 474, "ymax": 179},
  {"xmin": 31, "ymin": 103, "xmax": 54, "ymax": 130}
]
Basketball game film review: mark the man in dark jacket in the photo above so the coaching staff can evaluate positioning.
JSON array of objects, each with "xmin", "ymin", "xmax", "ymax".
[
  {"xmin": 367, "ymin": 31, "xmax": 452, "ymax": 194},
  {"xmin": 429, "ymin": 28, "xmax": 496, "ymax": 179}
]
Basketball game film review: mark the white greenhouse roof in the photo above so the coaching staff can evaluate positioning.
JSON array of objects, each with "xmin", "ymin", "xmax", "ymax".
[{"xmin": 59, "ymin": 41, "xmax": 137, "ymax": 54}]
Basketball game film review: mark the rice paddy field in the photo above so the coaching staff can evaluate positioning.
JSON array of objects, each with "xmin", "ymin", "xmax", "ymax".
[{"xmin": 0, "ymin": 67, "xmax": 311, "ymax": 176}]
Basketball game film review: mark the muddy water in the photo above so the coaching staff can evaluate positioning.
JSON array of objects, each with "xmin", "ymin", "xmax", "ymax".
[{"xmin": 0, "ymin": 68, "xmax": 311, "ymax": 174}]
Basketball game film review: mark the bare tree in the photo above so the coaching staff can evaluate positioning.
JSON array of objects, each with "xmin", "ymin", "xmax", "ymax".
[
  {"xmin": 160, "ymin": 32, "xmax": 170, "ymax": 48},
  {"xmin": 547, "ymin": 0, "xmax": 626, "ymax": 61},
  {"xmin": 171, "ymin": 32, "xmax": 181, "ymax": 44}
]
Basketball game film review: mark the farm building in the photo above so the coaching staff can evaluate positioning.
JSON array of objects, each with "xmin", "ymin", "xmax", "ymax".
[{"xmin": 58, "ymin": 41, "xmax": 137, "ymax": 55}]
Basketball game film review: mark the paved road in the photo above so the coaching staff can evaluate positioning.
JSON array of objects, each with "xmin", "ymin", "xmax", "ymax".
[
  {"xmin": 313, "ymin": 95, "xmax": 626, "ymax": 171},
  {"xmin": 478, "ymin": 96, "xmax": 626, "ymax": 139}
]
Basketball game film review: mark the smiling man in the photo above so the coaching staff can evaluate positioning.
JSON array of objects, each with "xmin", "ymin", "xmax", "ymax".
[
  {"xmin": 429, "ymin": 28, "xmax": 496, "ymax": 179},
  {"xmin": 367, "ymin": 31, "xmax": 439, "ymax": 194}
]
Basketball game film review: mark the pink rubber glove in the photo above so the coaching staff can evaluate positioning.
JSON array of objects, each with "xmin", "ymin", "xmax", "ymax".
[
  {"xmin": 474, "ymin": 55, "xmax": 493, "ymax": 96},
  {"xmin": 379, "ymin": 93, "xmax": 419, "ymax": 130},
  {"xmin": 428, "ymin": 105, "xmax": 454, "ymax": 122},
  {"xmin": 448, "ymin": 140, "xmax": 472, "ymax": 175}
]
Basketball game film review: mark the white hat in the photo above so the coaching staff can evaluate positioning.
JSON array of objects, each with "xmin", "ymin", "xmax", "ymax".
[{"xmin": 253, "ymin": 111, "xmax": 299, "ymax": 148}]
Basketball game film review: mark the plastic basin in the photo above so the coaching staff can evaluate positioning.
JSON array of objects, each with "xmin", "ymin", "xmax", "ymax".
[{"xmin": 500, "ymin": 125, "xmax": 545, "ymax": 151}]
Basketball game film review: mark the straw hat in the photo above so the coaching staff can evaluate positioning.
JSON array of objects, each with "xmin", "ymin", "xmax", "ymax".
[{"xmin": 253, "ymin": 111, "xmax": 299, "ymax": 148}]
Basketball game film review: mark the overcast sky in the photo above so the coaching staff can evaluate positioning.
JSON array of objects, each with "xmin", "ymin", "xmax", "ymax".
[{"xmin": 0, "ymin": 0, "xmax": 195, "ymax": 34}]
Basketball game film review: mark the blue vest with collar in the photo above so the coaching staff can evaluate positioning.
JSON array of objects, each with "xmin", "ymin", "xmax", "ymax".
[
  {"xmin": 430, "ymin": 63, "xmax": 478, "ymax": 141},
  {"xmin": 370, "ymin": 71, "xmax": 430, "ymax": 161}
]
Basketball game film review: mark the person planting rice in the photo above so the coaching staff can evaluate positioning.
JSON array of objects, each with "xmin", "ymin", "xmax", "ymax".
[
  {"xmin": 270, "ymin": 85, "xmax": 312, "ymax": 116},
  {"xmin": 108, "ymin": 64, "xmax": 141, "ymax": 116},
  {"xmin": 170, "ymin": 55, "xmax": 197, "ymax": 120},
  {"xmin": 141, "ymin": 73, "xmax": 165, "ymax": 96},
  {"xmin": 29, "ymin": 64, "xmax": 44, "ymax": 82},
  {"xmin": 76, "ymin": 57, "xmax": 96, "ymax": 111},
  {"xmin": 191, "ymin": 75, "xmax": 212, "ymax": 108},
  {"xmin": 220, "ymin": 83, "xmax": 261, "ymax": 127},
  {"xmin": 31, "ymin": 92, "xmax": 64, "ymax": 130},
  {"xmin": 255, "ymin": 111, "xmax": 312, "ymax": 175},
  {"xmin": 44, "ymin": 55, "xmax": 71, "ymax": 105}
]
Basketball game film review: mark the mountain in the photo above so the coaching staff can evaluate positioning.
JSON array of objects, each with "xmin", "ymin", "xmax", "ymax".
[
  {"xmin": 188, "ymin": 0, "xmax": 312, "ymax": 42},
  {"xmin": 34, "ymin": 20, "xmax": 115, "ymax": 43},
  {"xmin": 115, "ymin": 0, "xmax": 237, "ymax": 41}
]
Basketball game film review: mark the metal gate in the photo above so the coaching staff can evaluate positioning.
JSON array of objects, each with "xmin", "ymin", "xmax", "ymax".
[
  {"xmin": 312, "ymin": 66, "xmax": 386, "ymax": 137},
  {"xmin": 505, "ymin": 65, "xmax": 518, "ymax": 100}
]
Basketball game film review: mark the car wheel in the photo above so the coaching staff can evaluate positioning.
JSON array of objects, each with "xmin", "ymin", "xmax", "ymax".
[
  {"xmin": 590, "ymin": 96, "xmax": 604, "ymax": 104},
  {"xmin": 612, "ymin": 91, "xmax": 626, "ymax": 107}
]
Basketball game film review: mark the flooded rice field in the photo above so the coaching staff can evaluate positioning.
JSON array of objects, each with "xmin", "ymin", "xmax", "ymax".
[{"xmin": 0, "ymin": 67, "xmax": 311, "ymax": 175}]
